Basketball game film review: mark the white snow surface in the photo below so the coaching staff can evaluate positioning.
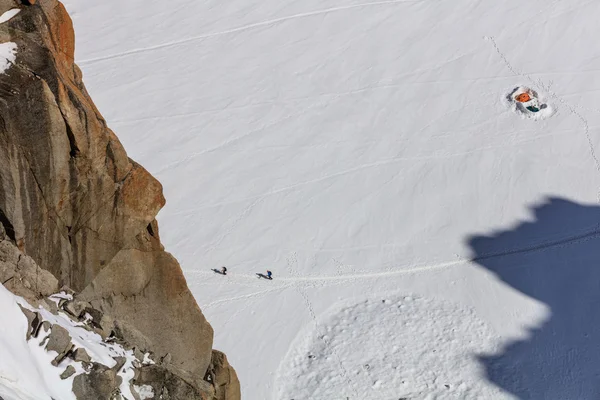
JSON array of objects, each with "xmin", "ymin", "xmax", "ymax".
[
  {"xmin": 62, "ymin": 0, "xmax": 600, "ymax": 398},
  {"xmin": 133, "ymin": 384, "xmax": 155, "ymax": 400}
]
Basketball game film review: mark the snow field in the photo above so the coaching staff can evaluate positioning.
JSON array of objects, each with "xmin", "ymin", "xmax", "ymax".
[{"xmin": 63, "ymin": 0, "xmax": 600, "ymax": 398}]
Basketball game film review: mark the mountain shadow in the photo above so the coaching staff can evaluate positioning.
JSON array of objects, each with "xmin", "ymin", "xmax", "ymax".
[{"xmin": 467, "ymin": 197, "xmax": 600, "ymax": 399}]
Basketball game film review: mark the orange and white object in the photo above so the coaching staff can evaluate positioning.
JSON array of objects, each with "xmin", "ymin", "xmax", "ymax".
[{"xmin": 515, "ymin": 92, "xmax": 531, "ymax": 103}]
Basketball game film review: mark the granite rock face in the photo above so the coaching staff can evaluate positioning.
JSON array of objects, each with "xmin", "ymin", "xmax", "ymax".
[
  {"xmin": 0, "ymin": 0, "xmax": 239, "ymax": 397},
  {"xmin": 207, "ymin": 351, "xmax": 241, "ymax": 400}
]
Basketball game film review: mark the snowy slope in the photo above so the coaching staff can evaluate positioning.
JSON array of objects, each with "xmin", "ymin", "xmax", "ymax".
[
  {"xmin": 0, "ymin": 284, "xmax": 142, "ymax": 400},
  {"xmin": 0, "ymin": 284, "xmax": 70, "ymax": 400},
  {"xmin": 63, "ymin": 0, "xmax": 600, "ymax": 398}
]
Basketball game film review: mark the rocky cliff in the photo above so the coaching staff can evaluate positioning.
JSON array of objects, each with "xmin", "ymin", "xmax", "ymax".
[{"xmin": 0, "ymin": 0, "xmax": 239, "ymax": 398}]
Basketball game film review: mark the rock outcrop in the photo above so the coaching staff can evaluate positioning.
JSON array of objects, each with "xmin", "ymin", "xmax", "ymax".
[
  {"xmin": 0, "ymin": 222, "xmax": 59, "ymax": 303},
  {"xmin": 0, "ymin": 0, "xmax": 239, "ymax": 398},
  {"xmin": 206, "ymin": 351, "xmax": 241, "ymax": 400}
]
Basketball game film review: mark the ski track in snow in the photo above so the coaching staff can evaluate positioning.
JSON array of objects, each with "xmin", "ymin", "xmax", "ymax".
[
  {"xmin": 77, "ymin": 0, "xmax": 427, "ymax": 65},
  {"xmin": 193, "ymin": 223, "xmax": 600, "ymax": 309},
  {"xmin": 108, "ymin": 74, "xmax": 505, "ymax": 126},
  {"xmin": 166, "ymin": 128, "xmax": 577, "ymax": 217},
  {"xmin": 202, "ymin": 283, "xmax": 294, "ymax": 310},
  {"xmin": 153, "ymin": 99, "xmax": 328, "ymax": 176},
  {"xmin": 150, "ymin": 88, "xmax": 540, "ymax": 180}
]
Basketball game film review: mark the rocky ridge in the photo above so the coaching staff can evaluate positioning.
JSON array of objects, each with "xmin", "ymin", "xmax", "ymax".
[{"xmin": 0, "ymin": 0, "xmax": 240, "ymax": 398}]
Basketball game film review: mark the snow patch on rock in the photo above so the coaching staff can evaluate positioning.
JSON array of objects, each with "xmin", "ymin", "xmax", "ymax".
[
  {"xmin": 134, "ymin": 384, "xmax": 155, "ymax": 399},
  {"xmin": 0, "ymin": 284, "xmax": 75, "ymax": 400},
  {"xmin": 0, "ymin": 42, "xmax": 17, "ymax": 74},
  {"xmin": 0, "ymin": 283, "xmax": 146, "ymax": 399},
  {"xmin": 0, "ymin": 8, "xmax": 20, "ymax": 24}
]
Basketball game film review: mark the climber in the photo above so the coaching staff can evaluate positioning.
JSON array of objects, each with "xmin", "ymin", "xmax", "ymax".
[
  {"xmin": 221, "ymin": 266, "xmax": 227, "ymax": 275},
  {"xmin": 266, "ymin": 270, "xmax": 273, "ymax": 280}
]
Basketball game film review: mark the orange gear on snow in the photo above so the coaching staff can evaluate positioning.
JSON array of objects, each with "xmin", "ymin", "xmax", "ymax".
[{"xmin": 515, "ymin": 93, "xmax": 531, "ymax": 103}]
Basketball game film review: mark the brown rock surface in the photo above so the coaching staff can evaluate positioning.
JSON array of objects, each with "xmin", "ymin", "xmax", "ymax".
[
  {"xmin": 135, "ymin": 364, "xmax": 215, "ymax": 400},
  {"xmin": 208, "ymin": 351, "xmax": 241, "ymax": 400},
  {"xmin": 0, "ymin": 1, "xmax": 238, "ymax": 397},
  {"xmin": 72, "ymin": 347, "xmax": 91, "ymax": 363},
  {"xmin": 0, "ymin": 238, "xmax": 59, "ymax": 303},
  {"xmin": 72, "ymin": 363, "xmax": 121, "ymax": 400},
  {"xmin": 60, "ymin": 365, "xmax": 76, "ymax": 380}
]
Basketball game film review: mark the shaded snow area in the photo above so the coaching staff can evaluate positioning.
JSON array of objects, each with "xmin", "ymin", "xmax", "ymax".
[
  {"xmin": 63, "ymin": 0, "xmax": 600, "ymax": 398},
  {"xmin": 0, "ymin": 284, "xmax": 144, "ymax": 400}
]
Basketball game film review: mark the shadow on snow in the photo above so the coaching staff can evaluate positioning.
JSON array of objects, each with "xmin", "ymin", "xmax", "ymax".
[{"xmin": 467, "ymin": 197, "xmax": 600, "ymax": 399}]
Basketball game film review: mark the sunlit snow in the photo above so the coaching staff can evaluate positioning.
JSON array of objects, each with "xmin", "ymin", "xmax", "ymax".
[{"xmin": 63, "ymin": 0, "xmax": 600, "ymax": 398}]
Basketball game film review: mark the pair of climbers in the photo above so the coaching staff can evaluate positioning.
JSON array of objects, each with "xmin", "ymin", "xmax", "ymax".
[{"xmin": 217, "ymin": 266, "xmax": 273, "ymax": 280}]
